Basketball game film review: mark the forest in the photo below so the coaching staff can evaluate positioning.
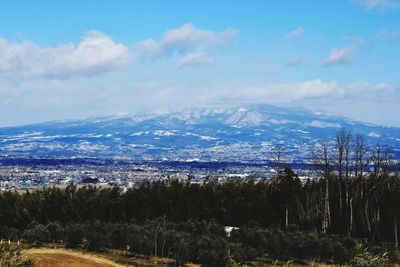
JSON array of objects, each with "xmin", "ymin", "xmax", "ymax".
[{"xmin": 0, "ymin": 129, "xmax": 399, "ymax": 266}]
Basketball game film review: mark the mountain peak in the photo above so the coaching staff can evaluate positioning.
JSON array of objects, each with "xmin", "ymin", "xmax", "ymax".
[
  {"xmin": 0, "ymin": 104, "xmax": 398, "ymax": 161},
  {"xmin": 225, "ymin": 108, "xmax": 263, "ymax": 127}
]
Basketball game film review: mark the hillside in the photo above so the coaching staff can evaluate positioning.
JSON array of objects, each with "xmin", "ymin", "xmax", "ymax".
[{"xmin": 1, "ymin": 105, "xmax": 399, "ymax": 162}]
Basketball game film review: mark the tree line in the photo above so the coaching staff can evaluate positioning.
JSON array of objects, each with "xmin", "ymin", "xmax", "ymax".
[{"xmin": 1, "ymin": 219, "xmax": 358, "ymax": 265}]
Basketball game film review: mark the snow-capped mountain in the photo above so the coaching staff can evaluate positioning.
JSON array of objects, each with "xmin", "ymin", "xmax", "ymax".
[
  {"xmin": 1, "ymin": 104, "xmax": 399, "ymax": 162},
  {"xmin": 225, "ymin": 108, "xmax": 264, "ymax": 127}
]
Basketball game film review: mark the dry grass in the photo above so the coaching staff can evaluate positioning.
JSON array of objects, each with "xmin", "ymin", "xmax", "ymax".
[
  {"xmin": 244, "ymin": 260, "xmax": 345, "ymax": 266},
  {"xmin": 24, "ymin": 248, "xmax": 125, "ymax": 267},
  {"xmin": 23, "ymin": 248, "xmax": 347, "ymax": 267},
  {"xmin": 17, "ymin": 245, "xmax": 400, "ymax": 267},
  {"xmin": 23, "ymin": 247, "xmax": 176, "ymax": 267}
]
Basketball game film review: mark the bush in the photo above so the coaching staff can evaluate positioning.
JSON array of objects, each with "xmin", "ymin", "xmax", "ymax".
[
  {"xmin": 0, "ymin": 227, "xmax": 20, "ymax": 241},
  {"xmin": 22, "ymin": 223, "xmax": 50, "ymax": 244},
  {"xmin": 84, "ymin": 220, "xmax": 108, "ymax": 251},
  {"xmin": 0, "ymin": 245, "xmax": 33, "ymax": 267},
  {"xmin": 109, "ymin": 223, "xmax": 128, "ymax": 248},
  {"xmin": 189, "ymin": 235, "xmax": 229, "ymax": 266},
  {"xmin": 351, "ymin": 248, "xmax": 389, "ymax": 267},
  {"xmin": 46, "ymin": 221, "xmax": 65, "ymax": 242},
  {"xmin": 126, "ymin": 224, "xmax": 152, "ymax": 255},
  {"xmin": 229, "ymin": 226, "xmax": 356, "ymax": 263},
  {"xmin": 64, "ymin": 222, "xmax": 84, "ymax": 248}
]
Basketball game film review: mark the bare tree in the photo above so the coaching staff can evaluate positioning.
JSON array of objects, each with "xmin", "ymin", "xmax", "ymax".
[
  {"xmin": 372, "ymin": 142, "xmax": 383, "ymax": 176},
  {"xmin": 344, "ymin": 131, "xmax": 351, "ymax": 180},
  {"xmin": 311, "ymin": 141, "xmax": 332, "ymax": 233},
  {"xmin": 354, "ymin": 134, "xmax": 366, "ymax": 177},
  {"xmin": 154, "ymin": 223, "xmax": 161, "ymax": 258},
  {"xmin": 336, "ymin": 129, "xmax": 345, "ymax": 181},
  {"xmin": 269, "ymin": 143, "xmax": 285, "ymax": 170},
  {"xmin": 370, "ymin": 142, "xmax": 394, "ymax": 176},
  {"xmin": 394, "ymin": 213, "xmax": 398, "ymax": 248},
  {"xmin": 336, "ymin": 128, "xmax": 351, "ymax": 215},
  {"xmin": 161, "ymin": 215, "xmax": 167, "ymax": 258},
  {"xmin": 382, "ymin": 144, "xmax": 394, "ymax": 175}
]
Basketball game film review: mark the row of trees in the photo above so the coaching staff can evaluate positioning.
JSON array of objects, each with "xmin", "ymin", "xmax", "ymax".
[
  {"xmin": 1, "ymin": 219, "xmax": 357, "ymax": 265},
  {"xmin": 0, "ymin": 169, "xmax": 399, "ymax": 243}
]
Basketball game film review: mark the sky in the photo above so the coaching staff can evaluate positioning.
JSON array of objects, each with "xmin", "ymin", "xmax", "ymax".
[{"xmin": 1, "ymin": 0, "xmax": 400, "ymax": 127}]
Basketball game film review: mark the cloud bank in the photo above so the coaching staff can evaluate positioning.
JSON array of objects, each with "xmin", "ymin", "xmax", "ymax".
[
  {"xmin": 0, "ymin": 31, "xmax": 130, "ymax": 80},
  {"xmin": 1, "ymin": 75, "xmax": 399, "ymax": 127},
  {"xmin": 135, "ymin": 23, "xmax": 237, "ymax": 61}
]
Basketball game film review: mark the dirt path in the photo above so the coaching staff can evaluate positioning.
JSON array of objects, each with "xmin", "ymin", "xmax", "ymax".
[{"xmin": 24, "ymin": 248, "xmax": 126, "ymax": 267}]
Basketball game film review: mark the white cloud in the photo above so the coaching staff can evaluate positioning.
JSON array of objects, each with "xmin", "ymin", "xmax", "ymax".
[
  {"xmin": 207, "ymin": 79, "xmax": 400, "ymax": 106},
  {"xmin": 178, "ymin": 52, "xmax": 215, "ymax": 68},
  {"xmin": 323, "ymin": 43, "xmax": 358, "ymax": 66},
  {"xmin": 1, "ymin": 76, "xmax": 399, "ymax": 127},
  {"xmin": 135, "ymin": 23, "xmax": 237, "ymax": 58},
  {"xmin": 351, "ymin": 0, "xmax": 399, "ymax": 10},
  {"xmin": 287, "ymin": 27, "xmax": 304, "ymax": 39},
  {"xmin": 294, "ymin": 80, "xmax": 339, "ymax": 99},
  {"xmin": 0, "ymin": 31, "xmax": 130, "ymax": 80},
  {"xmin": 229, "ymin": 79, "xmax": 340, "ymax": 102},
  {"xmin": 286, "ymin": 57, "xmax": 306, "ymax": 68}
]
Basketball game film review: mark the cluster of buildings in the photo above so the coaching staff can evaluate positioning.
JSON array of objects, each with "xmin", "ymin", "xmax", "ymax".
[{"xmin": 0, "ymin": 160, "xmax": 300, "ymax": 191}]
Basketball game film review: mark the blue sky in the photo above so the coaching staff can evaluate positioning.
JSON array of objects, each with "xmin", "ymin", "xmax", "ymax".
[{"xmin": 1, "ymin": 0, "xmax": 400, "ymax": 126}]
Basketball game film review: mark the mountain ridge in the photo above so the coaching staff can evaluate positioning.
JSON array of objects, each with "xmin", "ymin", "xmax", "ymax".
[{"xmin": 1, "ymin": 104, "xmax": 399, "ymax": 161}]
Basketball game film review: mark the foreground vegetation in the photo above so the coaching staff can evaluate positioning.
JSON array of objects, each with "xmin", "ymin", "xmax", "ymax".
[
  {"xmin": 0, "ymin": 244, "xmax": 33, "ymax": 267},
  {"xmin": 0, "ymin": 222, "xmax": 396, "ymax": 266},
  {"xmin": 0, "ymin": 170, "xmax": 398, "ymax": 266},
  {"xmin": 1, "ymin": 219, "xmax": 361, "ymax": 265},
  {"xmin": 0, "ymin": 129, "xmax": 399, "ymax": 265}
]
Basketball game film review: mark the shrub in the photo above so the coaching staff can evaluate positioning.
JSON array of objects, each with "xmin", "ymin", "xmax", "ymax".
[
  {"xmin": 22, "ymin": 223, "xmax": 51, "ymax": 244},
  {"xmin": 108, "ymin": 223, "xmax": 128, "ymax": 248},
  {"xmin": 46, "ymin": 221, "xmax": 65, "ymax": 242},
  {"xmin": 189, "ymin": 235, "xmax": 229, "ymax": 266},
  {"xmin": 0, "ymin": 227, "xmax": 20, "ymax": 241},
  {"xmin": 84, "ymin": 220, "xmax": 108, "ymax": 251},
  {"xmin": 64, "ymin": 222, "xmax": 84, "ymax": 248},
  {"xmin": 229, "ymin": 226, "xmax": 356, "ymax": 263},
  {"xmin": 351, "ymin": 248, "xmax": 389, "ymax": 267},
  {"xmin": 0, "ymin": 245, "xmax": 33, "ymax": 267},
  {"xmin": 126, "ymin": 224, "xmax": 152, "ymax": 255}
]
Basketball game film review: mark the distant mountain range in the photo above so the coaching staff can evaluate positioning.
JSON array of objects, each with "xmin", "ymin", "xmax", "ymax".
[{"xmin": 1, "ymin": 105, "xmax": 399, "ymax": 162}]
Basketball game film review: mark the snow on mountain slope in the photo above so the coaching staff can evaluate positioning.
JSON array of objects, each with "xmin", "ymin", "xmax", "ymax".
[
  {"xmin": 225, "ymin": 108, "xmax": 264, "ymax": 127},
  {"xmin": 0, "ymin": 104, "xmax": 399, "ymax": 161}
]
